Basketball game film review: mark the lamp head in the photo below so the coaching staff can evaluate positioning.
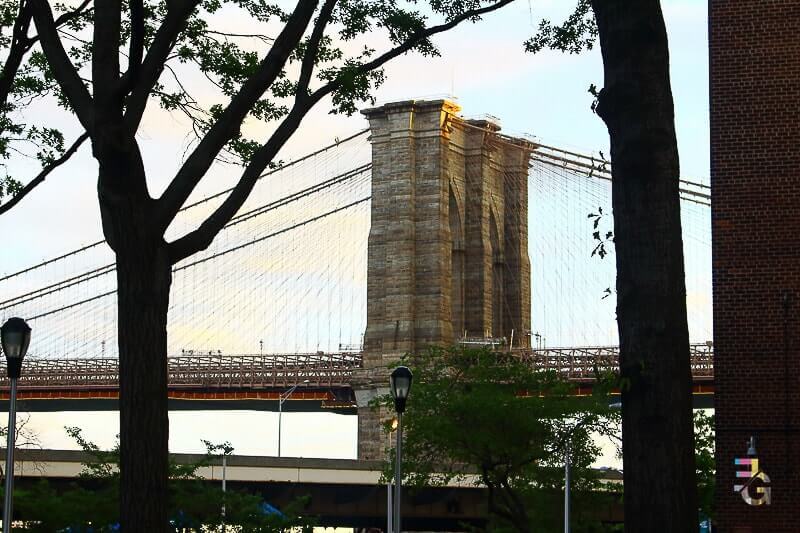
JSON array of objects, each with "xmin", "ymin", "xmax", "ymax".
[
  {"xmin": 747, "ymin": 436, "xmax": 757, "ymax": 457},
  {"xmin": 1, "ymin": 317, "xmax": 30, "ymax": 379},
  {"xmin": 390, "ymin": 366, "xmax": 413, "ymax": 414}
]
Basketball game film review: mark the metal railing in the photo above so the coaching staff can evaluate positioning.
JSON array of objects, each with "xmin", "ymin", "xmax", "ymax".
[
  {"xmin": 5, "ymin": 352, "xmax": 360, "ymax": 391},
  {"xmin": 512, "ymin": 343, "xmax": 714, "ymax": 382},
  {"xmin": 0, "ymin": 344, "xmax": 713, "ymax": 391}
]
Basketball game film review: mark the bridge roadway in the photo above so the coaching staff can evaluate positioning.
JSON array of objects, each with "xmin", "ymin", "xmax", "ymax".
[
  {"xmin": 0, "ymin": 344, "xmax": 714, "ymax": 412},
  {"xmin": 8, "ymin": 448, "xmax": 624, "ymax": 529}
]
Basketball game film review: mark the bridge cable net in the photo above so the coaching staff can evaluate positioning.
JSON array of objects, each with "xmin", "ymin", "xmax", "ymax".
[
  {"xmin": 0, "ymin": 131, "xmax": 372, "ymax": 361},
  {"xmin": 527, "ymin": 145, "xmax": 712, "ymax": 348},
  {"xmin": 1, "ymin": 128, "xmax": 712, "ymax": 373}
]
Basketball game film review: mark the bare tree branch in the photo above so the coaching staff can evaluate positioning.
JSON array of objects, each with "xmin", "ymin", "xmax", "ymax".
[
  {"xmin": 170, "ymin": 0, "xmax": 514, "ymax": 264},
  {"xmin": 0, "ymin": 1, "xmax": 34, "ymax": 113},
  {"xmin": 0, "ymin": 0, "xmax": 92, "ymax": 116},
  {"xmin": 0, "ymin": 132, "xmax": 89, "ymax": 215},
  {"xmin": 205, "ymin": 29, "xmax": 274, "ymax": 43},
  {"xmin": 166, "ymin": 0, "xmax": 517, "ymax": 262},
  {"xmin": 167, "ymin": 103, "xmax": 308, "ymax": 262},
  {"xmin": 499, "ymin": 474, "xmax": 529, "ymax": 522},
  {"xmin": 0, "ymin": 414, "xmax": 44, "ymax": 478},
  {"xmin": 155, "ymin": 0, "xmax": 320, "ymax": 232},
  {"xmin": 313, "ymin": 0, "xmax": 516, "ymax": 102},
  {"xmin": 93, "ymin": 0, "xmax": 122, "ymax": 115},
  {"xmin": 52, "ymin": 0, "xmax": 93, "ymax": 27},
  {"xmin": 28, "ymin": 0, "xmax": 94, "ymax": 132},
  {"xmin": 125, "ymin": 0, "xmax": 145, "ymax": 89},
  {"xmin": 295, "ymin": 0, "xmax": 337, "ymax": 100},
  {"xmin": 482, "ymin": 466, "xmax": 516, "ymax": 524},
  {"xmin": 123, "ymin": 0, "xmax": 201, "ymax": 130}
]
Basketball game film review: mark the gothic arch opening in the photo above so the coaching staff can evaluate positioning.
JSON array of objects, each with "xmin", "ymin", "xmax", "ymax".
[
  {"xmin": 450, "ymin": 186, "xmax": 465, "ymax": 338},
  {"xmin": 489, "ymin": 210, "xmax": 503, "ymax": 338}
]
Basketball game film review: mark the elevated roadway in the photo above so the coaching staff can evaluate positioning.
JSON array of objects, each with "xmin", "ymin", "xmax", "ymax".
[
  {"xmin": 8, "ymin": 448, "xmax": 624, "ymax": 529},
  {"xmin": 0, "ymin": 344, "xmax": 714, "ymax": 411}
]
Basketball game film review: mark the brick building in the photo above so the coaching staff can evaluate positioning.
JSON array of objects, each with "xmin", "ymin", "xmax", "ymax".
[{"xmin": 710, "ymin": 2, "xmax": 800, "ymax": 530}]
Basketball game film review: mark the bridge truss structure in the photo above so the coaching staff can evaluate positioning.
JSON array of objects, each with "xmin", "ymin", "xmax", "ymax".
[
  {"xmin": 0, "ymin": 344, "xmax": 713, "ymax": 401},
  {"xmin": 0, "ymin": 126, "xmax": 713, "ymax": 410}
]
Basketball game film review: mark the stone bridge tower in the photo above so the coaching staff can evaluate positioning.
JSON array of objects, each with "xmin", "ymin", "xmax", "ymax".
[{"xmin": 353, "ymin": 99, "xmax": 533, "ymax": 460}]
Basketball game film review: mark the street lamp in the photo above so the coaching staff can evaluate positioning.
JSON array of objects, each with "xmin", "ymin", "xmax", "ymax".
[
  {"xmin": 1, "ymin": 317, "xmax": 30, "ymax": 533},
  {"xmin": 747, "ymin": 436, "xmax": 757, "ymax": 457},
  {"xmin": 277, "ymin": 379, "xmax": 309, "ymax": 457},
  {"xmin": 563, "ymin": 427, "xmax": 579, "ymax": 533},
  {"xmin": 390, "ymin": 366, "xmax": 412, "ymax": 533},
  {"xmin": 218, "ymin": 442, "xmax": 233, "ymax": 533}
]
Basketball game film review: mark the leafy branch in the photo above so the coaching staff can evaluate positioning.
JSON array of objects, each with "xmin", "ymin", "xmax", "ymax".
[{"xmin": 587, "ymin": 205, "xmax": 614, "ymax": 260}]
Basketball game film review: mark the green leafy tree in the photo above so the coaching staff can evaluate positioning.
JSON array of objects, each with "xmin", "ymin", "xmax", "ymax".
[
  {"xmin": 12, "ymin": 427, "xmax": 314, "ymax": 532},
  {"xmin": 5, "ymin": 0, "xmax": 520, "ymax": 528},
  {"xmin": 694, "ymin": 411, "xmax": 715, "ymax": 522},
  {"xmin": 377, "ymin": 347, "xmax": 620, "ymax": 533},
  {"xmin": 529, "ymin": 2, "xmax": 698, "ymax": 529},
  {"xmin": 0, "ymin": 0, "xmax": 91, "ymax": 214}
]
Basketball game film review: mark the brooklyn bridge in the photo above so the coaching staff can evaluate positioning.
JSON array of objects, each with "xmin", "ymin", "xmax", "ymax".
[{"xmin": 0, "ymin": 99, "xmax": 713, "ymax": 453}]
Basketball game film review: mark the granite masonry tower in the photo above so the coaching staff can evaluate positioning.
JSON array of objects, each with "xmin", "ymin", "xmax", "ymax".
[{"xmin": 353, "ymin": 99, "xmax": 533, "ymax": 460}]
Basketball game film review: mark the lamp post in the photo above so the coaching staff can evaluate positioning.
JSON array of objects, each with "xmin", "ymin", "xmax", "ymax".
[
  {"xmin": 278, "ymin": 379, "xmax": 309, "ymax": 457},
  {"xmin": 390, "ymin": 366, "xmax": 412, "ymax": 533},
  {"xmin": 386, "ymin": 417, "xmax": 399, "ymax": 533},
  {"xmin": 221, "ymin": 451, "xmax": 226, "ymax": 532},
  {"xmin": 218, "ymin": 442, "xmax": 233, "ymax": 533},
  {"xmin": 564, "ymin": 437, "xmax": 572, "ymax": 533},
  {"xmin": 1, "ymin": 318, "xmax": 30, "ymax": 533}
]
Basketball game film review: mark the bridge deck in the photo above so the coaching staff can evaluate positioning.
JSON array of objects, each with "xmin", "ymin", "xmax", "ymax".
[{"xmin": 0, "ymin": 345, "xmax": 713, "ymax": 409}]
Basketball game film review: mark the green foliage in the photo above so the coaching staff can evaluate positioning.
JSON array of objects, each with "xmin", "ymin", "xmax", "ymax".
[
  {"xmin": 136, "ymin": 0, "xmax": 509, "ymax": 162},
  {"xmin": 376, "ymin": 346, "xmax": 620, "ymax": 532},
  {"xmin": 0, "ymin": 0, "xmax": 92, "ymax": 208},
  {"xmin": 587, "ymin": 205, "xmax": 614, "ymax": 261},
  {"xmin": 694, "ymin": 410, "xmax": 715, "ymax": 521},
  {"xmin": 0, "ymin": 175, "xmax": 22, "ymax": 200},
  {"xmin": 0, "ymin": 0, "xmax": 513, "ymax": 207},
  {"xmin": 9, "ymin": 428, "xmax": 315, "ymax": 532},
  {"xmin": 156, "ymin": 0, "xmax": 493, "ymax": 157},
  {"xmin": 14, "ymin": 479, "xmax": 119, "ymax": 533},
  {"xmin": 525, "ymin": 0, "xmax": 597, "ymax": 55}
]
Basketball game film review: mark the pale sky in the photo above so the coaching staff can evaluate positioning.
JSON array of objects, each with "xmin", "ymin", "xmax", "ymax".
[{"xmin": 0, "ymin": 0, "xmax": 709, "ymax": 460}]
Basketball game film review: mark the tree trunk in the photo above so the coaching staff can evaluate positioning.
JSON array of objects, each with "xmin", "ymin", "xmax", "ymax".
[
  {"xmin": 115, "ymin": 231, "xmax": 171, "ymax": 532},
  {"xmin": 93, "ymin": 126, "xmax": 171, "ymax": 531},
  {"xmin": 589, "ymin": 1, "xmax": 697, "ymax": 531},
  {"xmin": 485, "ymin": 477, "xmax": 531, "ymax": 533}
]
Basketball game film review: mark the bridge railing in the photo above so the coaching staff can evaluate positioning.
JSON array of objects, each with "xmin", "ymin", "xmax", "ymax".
[
  {"xmin": 6, "ymin": 352, "xmax": 361, "ymax": 390},
  {"xmin": 0, "ymin": 344, "xmax": 713, "ymax": 391},
  {"xmin": 168, "ymin": 352, "xmax": 360, "ymax": 389},
  {"xmin": 511, "ymin": 343, "xmax": 714, "ymax": 382}
]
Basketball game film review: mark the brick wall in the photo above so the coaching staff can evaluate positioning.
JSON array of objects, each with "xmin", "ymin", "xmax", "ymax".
[{"xmin": 710, "ymin": 2, "xmax": 800, "ymax": 530}]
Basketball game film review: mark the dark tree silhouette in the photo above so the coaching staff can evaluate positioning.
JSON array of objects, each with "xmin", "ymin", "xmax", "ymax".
[
  {"xmin": 590, "ymin": 2, "xmax": 697, "ymax": 529},
  {"xmin": 21, "ymin": 0, "xmax": 518, "ymax": 528},
  {"xmin": 531, "ymin": 1, "xmax": 698, "ymax": 529}
]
